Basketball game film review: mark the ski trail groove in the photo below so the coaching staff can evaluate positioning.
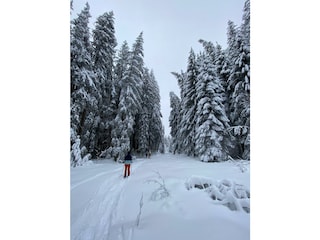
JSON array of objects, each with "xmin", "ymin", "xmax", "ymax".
[
  {"xmin": 72, "ymin": 160, "xmax": 145, "ymax": 240},
  {"xmin": 107, "ymin": 161, "xmax": 144, "ymax": 240},
  {"xmin": 104, "ymin": 160, "xmax": 145, "ymax": 240},
  {"xmin": 72, "ymin": 168, "xmax": 124, "ymax": 240},
  {"xmin": 71, "ymin": 167, "xmax": 122, "ymax": 191}
]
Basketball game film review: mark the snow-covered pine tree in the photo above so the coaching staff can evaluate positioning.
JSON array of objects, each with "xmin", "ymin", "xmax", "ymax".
[
  {"xmin": 228, "ymin": 42, "xmax": 250, "ymax": 160},
  {"xmin": 198, "ymin": 39, "xmax": 216, "ymax": 63},
  {"xmin": 157, "ymin": 127, "xmax": 165, "ymax": 154},
  {"xmin": 93, "ymin": 11, "xmax": 117, "ymax": 89},
  {"xmin": 194, "ymin": 53, "xmax": 230, "ymax": 162},
  {"xmin": 226, "ymin": 20, "xmax": 240, "ymax": 61},
  {"xmin": 215, "ymin": 44, "xmax": 231, "ymax": 110},
  {"xmin": 179, "ymin": 49, "xmax": 198, "ymax": 156},
  {"xmin": 112, "ymin": 41, "xmax": 130, "ymax": 111},
  {"xmin": 171, "ymin": 70, "xmax": 187, "ymax": 101},
  {"xmin": 213, "ymin": 43, "xmax": 237, "ymax": 156},
  {"xmin": 147, "ymin": 69, "xmax": 164, "ymax": 153},
  {"xmin": 241, "ymin": 0, "xmax": 250, "ymax": 49},
  {"xmin": 170, "ymin": 71, "xmax": 186, "ymax": 154},
  {"xmin": 240, "ymin": 0, "xmax": 250, "ymax": 160},
  {"xmin": 108, "ymin": 41, "xmax": 130, "ymax": 159},
  {"xmin": 126, "ymin": 66, "xmax": 164, "ymax": 156},
  {"xmin": 226, "ymin": 2, "xmax": 250, "ymax": 160},
  {"xmin": 92, "ymin": 11, "xmax": 117, "ymax": 156},
  {"xmin": 111, "ymin": 33, "xmax": 144, "ymax": 160},
  {"xmin": 225, "ymin": 20, "xmax": 241, "ymax": 158},
  {"xmin": 134, "ymin": 67, "xmax": 151, "ymax": 155},
  {"xmin": 169, "ymin": 91, "xmax": 181, "ymax": 154},
  {"xmin": 120, "ymin": 32, "xmax": 144, "ymax": 130},
  {"xmin": 70, "ymin": 2, "xmax": 98, "ymax": 152},
  {"xmin": 70, "ymin": 136, "xmax": 82, "ymax": 167}
]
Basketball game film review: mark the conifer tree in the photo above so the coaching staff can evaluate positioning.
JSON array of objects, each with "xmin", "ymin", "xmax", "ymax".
[
  {"xmin": 70, "ymin": 2, "xmax": 97, "ymax": 151},
  {"xmin": 226, "ymin": 20, "xmax": 240, "ymax": 61},
  {"xmin": 169, "ymin": 92, "xmax": 181, "ymax": 154},
  {"xmin": 226, "ymin": 1, "xmax": 250, "ymax": 160},
  {"xmin": 108, "ymin": 41, "xmax": 130, "ymax": 159},
  {"xmin": 240, "ymin": 0, "xmax": 250, "ymax": 159},
  {"xmin": 199, "ymin": 39, "xmax": 216, "ymax": 62},
  {"xmin": 171, "ymin": 71, "xmax": 186, "ymax": 102},
  {"xmin": 134, "ymin": 67, "xmax": 152, "ymax": 155},
  {"xmin": 111, "ymin": 33, "xmax": 144, "ymax": 160},
  {"xmin": 170, "ymin": 71, "xmax": 186, "ymax": 154},
  {"xmin": 215, "ymin": 44, "xmax": 230, "ymax": 107},
  {"xmin": 241, "ymin": 0, "xmax": 250, "ymax": 49},
  {"xmin": 228, "ymin": 40, "xmax": 250, "ymax": 159},
  {"xmin": 179, "ymin": 49, "xmax": 198, "ymax": 156},
  {"xmin": 134, "ymin": 68, "xmax": 164, "ymax": 155},
  {"xmin": 120, "ymin": 32, "xmax": 144, "ymax": 121},
  {"xmin": 148, "ymin": 70, "xmax": 164, "ymax": 153},
  {"xmin": 92, "ymin": 11, "xmax": 117, "ymax": 155},
  {"xmin": 70, "ymin": 137, "xmax": 82, "ymax": 167},
  {"xmin": 194, "ymin": 55, "xmax": 230, "ymax": 161},
  {"xmin": 112, "ymin": 41, "xmax": 130, "ymax": 110}
]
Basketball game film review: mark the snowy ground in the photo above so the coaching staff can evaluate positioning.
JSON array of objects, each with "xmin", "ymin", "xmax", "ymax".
[{"xmin": 71, "ymin": 153, "xmax": 250, "ymax": 240}]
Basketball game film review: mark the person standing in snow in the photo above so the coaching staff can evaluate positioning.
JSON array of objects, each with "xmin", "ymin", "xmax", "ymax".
[
  {"xmin": 124, "ymin": 151, "xmax": 132, "ymax": 178},
  {"xmin": 145, "ymin": 149, "xmax": 151, "ymax": 158}
]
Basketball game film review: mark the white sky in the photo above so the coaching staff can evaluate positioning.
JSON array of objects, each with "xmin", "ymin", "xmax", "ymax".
[{"xmin": 72, "ymin": 0, "xmax": 245, "ymax": 136}]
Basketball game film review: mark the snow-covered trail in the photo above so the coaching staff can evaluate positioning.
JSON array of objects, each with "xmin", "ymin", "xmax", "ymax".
[
  {"xmin": 71, "ymin": 153, "xmax": 250, "ymax": 240},
  {"xmin": 71, "ymin": 159, "xmax": 145, "ymax": 240}
]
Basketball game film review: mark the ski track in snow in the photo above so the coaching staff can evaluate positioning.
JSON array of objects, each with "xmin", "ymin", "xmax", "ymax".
[
  {"xmin": 71, "ymin": 168, "xmax": 122, "ymax": 191},
  {"xmin": 71, "ymin": 160, "xmax": 145, "ymax": 240}
]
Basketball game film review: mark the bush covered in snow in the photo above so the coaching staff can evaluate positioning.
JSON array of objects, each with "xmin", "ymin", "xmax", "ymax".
[
  {"xmin": 227, "ymin": 156, "xmax": 249, "ymax": 173},
  {"xmin": 70, "ymin": 137, "xmax": 92, "ymax": 167},
  {"xmin": 185, "ymin": 176, "xmax": 250, "ymax": 213},
  {"xmin": 147, "ymin": 171, "xmax": 170, "ymax": 201}
]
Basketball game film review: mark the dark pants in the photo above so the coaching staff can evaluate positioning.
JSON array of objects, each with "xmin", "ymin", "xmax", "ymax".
[{"xmin": 124, "ymin": 164, "xmax": 131, "ymax": 177}]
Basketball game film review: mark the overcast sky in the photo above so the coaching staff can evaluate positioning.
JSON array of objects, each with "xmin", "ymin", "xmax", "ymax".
[{"xmin": 72, "ymin": 0, "xmax": 246, "ymax": 136}]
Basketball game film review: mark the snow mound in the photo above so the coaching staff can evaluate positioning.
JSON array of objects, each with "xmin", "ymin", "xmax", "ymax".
[
  {"xmin": 185, "ymin": 176, "xmax": 250, "ymax": 213},
  {"xmin": 185, "ymin": 175, "xmax": 214, "ymax": 190}
]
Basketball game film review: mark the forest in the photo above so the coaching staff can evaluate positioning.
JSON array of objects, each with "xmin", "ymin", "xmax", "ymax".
[
  {"xmin": 70, "ymin": 3, "xmax": 164, "ymax": 166},
  {"xmin": 169, "ymin": 0, "xmax": 250, "ymax": 162},
  {"xmin": 70, "ymin": 0, "xmax": 250, "ymax": 166}
]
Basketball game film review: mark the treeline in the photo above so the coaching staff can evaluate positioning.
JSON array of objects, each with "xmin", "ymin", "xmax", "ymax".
[
  {"xmin": 169, "ymin": 0, "xmax": 250, "ymax": 161},
  {"xmin": 70, "ymin": 3, "xmax": 164, "ymax": 166}
]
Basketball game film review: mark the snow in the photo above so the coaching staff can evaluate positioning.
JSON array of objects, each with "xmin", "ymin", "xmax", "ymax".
[{"xmin": 71, "ymin": 153, "xmax": 250, "ymax": 240}]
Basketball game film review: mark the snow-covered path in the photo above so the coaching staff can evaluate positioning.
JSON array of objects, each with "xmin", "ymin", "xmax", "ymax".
[
  {"xmin": 71, "ymin": 159, "xmax": 144, "ymax": 239},
  {"xmin": 71, "ymin": 153, "xmax": 250, "ymax": 240}
]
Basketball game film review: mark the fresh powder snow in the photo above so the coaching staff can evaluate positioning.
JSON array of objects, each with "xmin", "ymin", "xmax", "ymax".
[{"xmin": 71, "ymin": 153, "xmax": 250, "ymax": 240}]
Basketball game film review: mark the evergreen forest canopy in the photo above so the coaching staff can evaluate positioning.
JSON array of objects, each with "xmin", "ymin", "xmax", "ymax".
[
  {"xmin": 169, "ymin": 0, "xmax": 250, "ymax": 162},
  {"xmin": 70, "ymin": 3, "xmax": 164, "ymax": 167}
]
